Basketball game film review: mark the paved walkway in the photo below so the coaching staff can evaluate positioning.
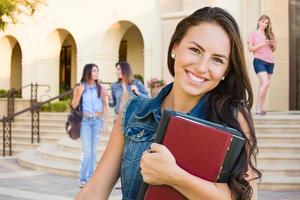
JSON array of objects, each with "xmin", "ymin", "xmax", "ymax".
[
  {"xmin": 0, "ymin": 157, "xmax": 121, "ymax": 200},
  {"xmin": 0, "ymin": 157, "xmax": 299, "ymax": 200}
]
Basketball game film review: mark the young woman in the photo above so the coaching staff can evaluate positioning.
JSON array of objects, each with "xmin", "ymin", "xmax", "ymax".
[
  {"xmin": 109, "ymin": 61, "xmax": 149, "ymax": 115},
  {"xmin": 71, "ymin": 63, "xmax": 107, "ymax": 188},
  {"xmin": 76, "ymin": 7, "xmax": 261, "ymax": 200},
  {"xmin": 247, "ymin": 15, "xmax": 276, "ymax": 115}
]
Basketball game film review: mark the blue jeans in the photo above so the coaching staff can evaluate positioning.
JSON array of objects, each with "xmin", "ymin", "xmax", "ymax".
[{"xmin": 78, "ymin": 116, "xmax": 103, "ymax": 184}]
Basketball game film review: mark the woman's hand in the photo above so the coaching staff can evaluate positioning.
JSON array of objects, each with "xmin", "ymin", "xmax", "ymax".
[
  {"xmin": 140, "ymin": 143, "xmax": 179, "ymax": 186},
  {"xmin": 130, "ymin": 85, "xmax": 140, "ymax": 96}
]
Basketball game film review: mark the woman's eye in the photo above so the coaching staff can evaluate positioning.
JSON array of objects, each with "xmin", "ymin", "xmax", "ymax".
[
  {"xmin": 190, "ymin": 47, "xmax": 200, "ymax": 55},
  {"xmin": 212, "ymin": 57, "xmax": 224, "ymax": 64}
]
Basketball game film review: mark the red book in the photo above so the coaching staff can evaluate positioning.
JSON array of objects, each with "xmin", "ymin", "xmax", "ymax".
[{"xmin": 137, "ymin": 110, "xmax": 245, "ymax": 200}]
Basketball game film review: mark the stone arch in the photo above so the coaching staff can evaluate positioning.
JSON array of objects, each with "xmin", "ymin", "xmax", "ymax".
[
  {"xmin": 0, "ymin": 35, "xmax": 22, "ymax": 90},
  {"xmin": 95, "ymin": 20, "xmax": 145, "ymax": 83},
  {"xmin": 37, "ymin": 29, "xmax": 77, "ymax": 97}
]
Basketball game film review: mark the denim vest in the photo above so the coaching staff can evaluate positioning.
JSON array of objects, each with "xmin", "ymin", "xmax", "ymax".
[
  {"xmin": 120, "ymin": 83, "xmax": 208, "ymax": 200},
  {"xmin": 109, "ymin": 79, "xmax": 149, "ymax": 114}
]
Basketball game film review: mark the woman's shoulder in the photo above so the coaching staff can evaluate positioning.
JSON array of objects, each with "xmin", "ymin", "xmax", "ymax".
[
  {"xmin": 73, "ymin": 82, "xmax": 84, "ymax": 90},
  {"xmin": 248, "ymin": 31, "xmax": 258, "ymax": 38}
]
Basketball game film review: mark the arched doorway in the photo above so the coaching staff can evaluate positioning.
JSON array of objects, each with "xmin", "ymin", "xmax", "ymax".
[
  {"xmin": 290, "ymin": 0, "xmax": 300, "ymax": 110},
  {"xmin": 11, "ymin": 42, "xmax": 22, "ymax": 90},
  {"xmin": 119, "ymin": 25, "xmax": 144, "ymax": 83},
  {"xmin": 37, "ymin": 29, "xmax": 77, "ymax": 97},
  {"xmin": 60, "ymin": 34, "xmax": 77, "ymax": 93},
  {"xmin": 0, "ymin": 35, "xmax": 22, "ymax": 90},
  {"xmin": 97, "ymin": 21, "xmax": 144, "ymax": 83}
]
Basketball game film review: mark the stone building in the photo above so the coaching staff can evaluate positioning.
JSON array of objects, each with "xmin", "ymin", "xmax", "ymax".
[{"xmin": 0, "ymin": 0, "xmax": 298, "ymax": 112}]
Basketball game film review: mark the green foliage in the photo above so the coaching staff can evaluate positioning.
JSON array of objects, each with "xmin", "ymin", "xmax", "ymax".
[
  {"xmin": 133, "ymin": 74, "xmax": 144, "ymax": 84},
  {"xmin": 59, "ymin": 85, "xmax": 71, "ymax": 101},
  {"xmin": 0, "ymin": 0, "xmax": 46, "ymax": 31},
  {"xmin": 41, "ymin": 100, "xmax": 70, "ymax": 112},
  {"xmin": 0, "ymin": 89, "xmax": 8, "ymax": 97}
]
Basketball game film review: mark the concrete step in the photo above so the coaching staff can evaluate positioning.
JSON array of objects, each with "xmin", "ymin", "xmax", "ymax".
[
  {"xmin": 37, "ymin": 143, "xmax": 103, "ymax": 165},
  {"xmin": 0, "ymin": 141, "xmax": 41, "ymax": 155},
  {"xmin": 257, "ymin": 133, "xmax": 300, "ymax": 144},
  {"xmin": 17, "ymin": 149, "xmax": 79, "ymax": 177},
  {"xmin": 56, "ymin": 136, "xmax": 109, "ymax": 154},
  {"xmin": 258, "ymin": 175, "xmax": 300, "ymax": 191},
  {"xmin": 253, "ymin": 114, "xmax": 300, "ymax": 125},
  {"xmin": 22, "ymin": 111, "xmax": 116, "ymax": 119},
  {"xmin": 258, "ymin": 153, "xmax": 300, "ymax": 165},
  {"xmin": 258, "ymin": 143, "xmax": 300, "ymax": 154},
  {"xmin": 255, "ymin": 124, "xmax": 300, "ymax": 133},
  {"xmin": 12, "ymin": 122, "xmax": 65, "ymax": 131},
  {"xmin": 8, "ymin": 129, "xmax": 65, "ymax": 138},
  {"xmin": 0, "ymin": 134, "xmax": 60, "ymax": 143},
  {"xmin": 258, "ymin": 163, "xmax": 300, "ymax": 177},
  {"xmin": 15, "ymin": 115, "xmax": 116, "ymax": 124}
]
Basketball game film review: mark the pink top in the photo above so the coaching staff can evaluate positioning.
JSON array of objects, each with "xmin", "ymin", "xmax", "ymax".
[{"xmin": 247, "ymin": 31, "xmax": 274, "ymax": 63}]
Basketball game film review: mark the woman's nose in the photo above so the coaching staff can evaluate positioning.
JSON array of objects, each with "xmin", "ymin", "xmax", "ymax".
[{"xmin": 196, "ymin": 57, "xmax": 209, "ymax": 73}]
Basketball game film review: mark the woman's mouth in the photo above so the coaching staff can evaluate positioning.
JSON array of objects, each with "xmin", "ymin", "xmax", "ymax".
[{"xmin": 186, "ymin": 71, "xmax": 206, "ymax": 85}]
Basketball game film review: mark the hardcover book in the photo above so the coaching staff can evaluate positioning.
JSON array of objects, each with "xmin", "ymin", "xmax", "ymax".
[{"xmin": 137, "ymin": 110, "xmax": 245, "ymax": 200}]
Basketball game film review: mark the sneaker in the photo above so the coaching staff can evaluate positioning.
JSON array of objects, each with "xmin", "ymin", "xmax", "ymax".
[{"xmin": 78, "ymin": 182, "xmax": 86, "ymax": 188}]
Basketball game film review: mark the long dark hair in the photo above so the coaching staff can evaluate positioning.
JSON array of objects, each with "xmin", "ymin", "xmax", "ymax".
[
  {"xmin": 257, "ymin": 14, "xmax": 275, "ymax": 40},
  {"xmin": 116, "ymin": 61, "xmax": 133, "ymax": 84},
  {"xmin": 80, "ymin": 63, "xmax": 101, "ymax": 97},
  {"xmin": 167, "ymin": 7, "xmax": 261, "ymax": 200}
]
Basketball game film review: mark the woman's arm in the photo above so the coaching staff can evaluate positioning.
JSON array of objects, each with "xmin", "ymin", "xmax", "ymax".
[
  {"xmin": 108, "ymin": 86, "xmax": 116, "ymax": 108},
  {"xmin": 141, "ymin": 143, "xmax": 232, "ymax": 200},
  {"xmin": 71, "ymin": 84, "xmax": 84, "ymax": 109},
  {"xmin": 270, "ymin": 39, "xmax": 277, "ymax": 52},
  {"xmin": 101, "ymin": 85, "xmax": 108, "ymax": 133},
  {"xmin": 131, "ymin": 80, "xmax": 149, "ymax": 98},
  {"xmin": 140, "ymin": 111, "xmax": 257, "ymax": 200},
  {"xmin": 247, "ymin": 40, "xmax": 268, "ymax": 52},
  {"xmin": 75, "ymin": 114, "xmax": 124, "ymax": 200}
]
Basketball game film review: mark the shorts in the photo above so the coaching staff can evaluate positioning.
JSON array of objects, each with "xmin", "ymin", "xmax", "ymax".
[{"xmin": 253, "ymin": 58, "xmax": 274, "ymax": 74}]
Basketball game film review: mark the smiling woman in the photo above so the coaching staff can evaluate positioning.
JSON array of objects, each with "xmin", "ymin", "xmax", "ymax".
[
  {"xmin": 75, "ymin": 7, "xmax": 261, "ymax": 200},
  {"xmin": 171, "ymin": 22, "xmax": 230, "ymax": 100}
]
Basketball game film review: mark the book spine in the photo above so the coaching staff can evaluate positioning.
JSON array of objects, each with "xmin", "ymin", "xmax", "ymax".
[{"xmin": 217, "ymin": 135, "xmax": 245, "ymax": 182}]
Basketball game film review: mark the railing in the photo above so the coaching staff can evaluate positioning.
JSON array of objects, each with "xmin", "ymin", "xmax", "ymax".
[
  {"xmin": 1, "ymin": 90, "xmax": 72, "ymax": 156},
  {"xmin": 1, "ymin": 81, "xmax": 112, "ymax": 156},
  {"xmin": 7, "ymin": 83, "xmax": 51, "ymax": 121}
]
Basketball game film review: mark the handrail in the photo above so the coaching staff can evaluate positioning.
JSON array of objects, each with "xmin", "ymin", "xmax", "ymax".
[
  {"xmin": 1, "ymin": 89, "xmax": 72, "ymax": 156},
  {"xmin": 6, "ymin": 90, "xmax": 72, "ymax": 121},
  {"xmin": 7, "ymin": 83, "xmax": 51, "ymax": 121},
  {"xmin": 10, "ymin": 83, "xmax": 51, "ymax": 93},
  {"xmin": 2, "ymin": 81, "xmax": 113, "ymax": 156}
]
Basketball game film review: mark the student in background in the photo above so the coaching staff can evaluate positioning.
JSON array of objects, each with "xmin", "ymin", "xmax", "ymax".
[
  {"xmin": 71, "ymin": 63, "xmax": 107, "ymax": 188},
  {"xmin": 76, "ymin": 7, "xmax": 261, "ymax": 200},
  {"xmin": 247, "ymin": 15, "xmax": 276, "ymax": 115},
  {"xmin": 109, "ymin": 61, "xmax": 149, "ymax": 115}
]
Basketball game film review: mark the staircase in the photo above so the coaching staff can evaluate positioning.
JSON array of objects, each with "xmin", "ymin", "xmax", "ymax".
[
  {"xmin": 255, "ymin": 112, "xmax": 300, "ymax": 191},
  {"xmin": 2, "ymin": 111, "xmax": 300, "ymax": 191},
  {"xmin": 0, "ymin": 112, "xmax": 69, "ymax": 155},
  {"xmin": 15, "ymin": 109, "xmax": 115, "ymax": 177}
]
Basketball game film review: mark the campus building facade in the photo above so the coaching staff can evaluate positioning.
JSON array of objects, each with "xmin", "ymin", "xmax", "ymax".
[{"xmin": 0, "ymin": 0, "xmax": 298, "ymax": 112}]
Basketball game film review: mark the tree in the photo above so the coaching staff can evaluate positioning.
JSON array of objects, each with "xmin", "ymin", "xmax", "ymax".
[{"xmin": 0, "ymin": 0, "xmax": 46, "ymax": 31}]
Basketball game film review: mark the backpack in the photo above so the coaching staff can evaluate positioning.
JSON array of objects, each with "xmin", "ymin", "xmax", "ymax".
[{"xmin": 65, "ymin": 86, "xmax": 83, "ymax": 140}]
